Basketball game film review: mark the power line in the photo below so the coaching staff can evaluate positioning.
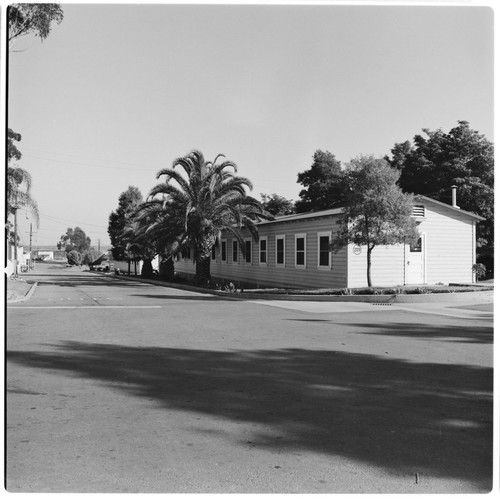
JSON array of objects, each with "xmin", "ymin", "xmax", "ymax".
[
  {"xmin": 22, "ymin": 153, "xmax": 159, "ymax": 172},
  {"xmin": 39, "ymin": 212, "xmax": 108, "ymax": 229},
  {"xmin": 22, "ymin": 147, "xmax": 161, "ymax": 169}
]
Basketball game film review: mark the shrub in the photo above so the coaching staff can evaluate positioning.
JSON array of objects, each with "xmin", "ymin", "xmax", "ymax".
[{"xmin": 472, "ymin": 263, "xmax": 487, "ymax": 280}]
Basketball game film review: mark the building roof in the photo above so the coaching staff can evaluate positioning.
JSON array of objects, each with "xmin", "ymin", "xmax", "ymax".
[
  {"xmin": 257, "ymin": 207, "xmax": 344, "ymax": 226},
  {"xmin": 415, "ymin": 195, "xmax": 486, "ymax": 221},
  {"xmin": 256, "ymin": 195, "xmax": 485, "ymax": 226}
]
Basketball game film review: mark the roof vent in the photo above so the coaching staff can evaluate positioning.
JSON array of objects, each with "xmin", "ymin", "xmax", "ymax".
[{"xmin": 412, "ymin": 205, "xmax": 425, "ymax": 217}]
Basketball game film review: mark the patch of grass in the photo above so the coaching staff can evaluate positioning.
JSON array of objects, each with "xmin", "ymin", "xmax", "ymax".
[{"xmin": 6, "ymin": 278, "xmax": 33, "ymax": 301}]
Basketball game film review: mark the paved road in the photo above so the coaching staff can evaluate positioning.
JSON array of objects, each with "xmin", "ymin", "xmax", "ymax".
[{"xmin": 5, "ymin": 263, "xmax": 494, "ymax": 493}]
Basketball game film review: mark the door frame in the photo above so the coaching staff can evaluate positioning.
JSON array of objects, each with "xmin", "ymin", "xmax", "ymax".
[{"xmin": 405, "ymin": 232, "xmax": 426, "ymax": 285}]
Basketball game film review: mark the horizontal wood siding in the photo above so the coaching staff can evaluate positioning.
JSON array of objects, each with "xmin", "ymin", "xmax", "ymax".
[
  {"xmin": 174, "ymin": 214, "xmax": 348, "ymax": 289},
  {"xmin": 172, "ymin": 202, "xmax": 477, "ymax": 288},
  {"xmin": 347, "ymin": 244, "xmax": 406, "ymax": 288},
  {"xmin": 418, "ymin": 204, "xmax": 475, "ymax": 284},
  {"xmin": 347, "ymin": 202, "xmax": 476, "ymax": 286}
]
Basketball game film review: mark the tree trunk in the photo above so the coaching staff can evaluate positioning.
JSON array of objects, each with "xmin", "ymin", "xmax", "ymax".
[
  {"xmin": 195, "ymin": 257, "xmax": 211, "ymax": 287},
  {"xmin": 366, "ymin": 246, "xmax": 373, "ymax": 288},
  {"xmin": 128, "ymin": 259, "xmax": 131, "ymax": 275},
  {"xmin": 159, "ymin": 257, "xmax": 175, "ymax": 281},
  {"xmin": 141, "ymin": 258, "xmax": 153, "ymax": 278}
]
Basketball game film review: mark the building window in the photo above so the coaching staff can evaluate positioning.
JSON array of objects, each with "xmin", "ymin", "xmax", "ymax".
[
  {"xmin": 276, "ymin": 235, "xmax": 285, "ymax": 266},
  {"xmin": 410, "ymin": 237, "xmax": 422, "ymax": 253},
  {"xmin": 318, "ymin": 232, "xmax": 331, "ymax": 268},
  {"xmin": 211, "ymin": 245, "xmax": 216, "ymax": 260},
  {"xmin": 295, "ymin": 234, "xmax": 306, "ymax": 267},
  {"xmin": 244, "ymin": 240, "xmax": 252, "ymax": 263},
  {"xmin": 259, "ymin": 237, "xmax": 267, "ymax": 264},
  {"xmin": 221, "ymin": 240, "xmax": 227, "ymax": 262},
  {"xmin": 232, "ymin": 240, "xmax": 238, "ymax": 263}
]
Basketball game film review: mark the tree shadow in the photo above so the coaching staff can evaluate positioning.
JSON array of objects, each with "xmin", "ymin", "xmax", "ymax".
[
  {"xmin": 128, "ymin": 294, "xmax": 233, "ymax": 301},
  {"xmin": 7, "ymin": 342, "xmax": 492, "ymax": 489},
  {"xmin": 36, "ymin": 279, "xmax": 148, "ymax": 288},
  {"xmin": 345, "ymin": 321, "xmax": 493, "ymax": 344},
  {"xmin": 285, "ymin": 318, "xmax": 493, "ymax": 344}
]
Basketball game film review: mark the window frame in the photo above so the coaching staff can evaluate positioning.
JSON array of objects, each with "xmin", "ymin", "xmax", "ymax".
[
  {"xmin": 275, "ymin": 235, "xmax": 286, "ymax": 267},
  {"xmin": 259, "ymin": 236, "xmax": 268, "ymax": 265},
  {"xmin": 295, "ymin": 233, "xmax": 307, "ymax": 268},
  {"xmin": 221, "ymin": 239, "xmax": 227, "ymax": 262},
  {"xmin": 244, "ymin": 239, "xmax": 252, "ymax": 264},
  {"xmin": 232, "ymin": 240, "xmax": 238, "ymax": 263},
  {"xmin": 317, "ymin": 231, "xmax": 332, "ymax": 269}
]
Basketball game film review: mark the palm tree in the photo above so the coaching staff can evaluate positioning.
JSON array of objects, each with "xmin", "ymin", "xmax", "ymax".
[
  {"xmin": 7, "ymin": 166, "xmax": 39, "ymax": 219},
  {"xmin": 132, "ymin": 198, "xmax": 182, "ymax": 281},
  {"xmin": 7, "ymin": 129, "xmax": 39, "ymax": 238},
  {"xmin": 147, "ymin": 150, "xmax": 272, "ymax": 285}
]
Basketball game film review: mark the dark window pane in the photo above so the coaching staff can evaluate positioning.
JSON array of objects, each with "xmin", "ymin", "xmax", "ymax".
[
  {"xmin": 233, "ymin": 241, "xmax": 238, "ymax": 262},
  {"xmin": 296, "ymin": 252, "xmax": 305, "ymax": 266},
  {"xmin": 410, "ymin": 238, "xmax": 422, "ymax": 253},
  {"xmin": 245, "ymin": 241, "xmax": 251, "ymax": 262},
  {"xmin": 319, "ymin": 236, "xmax": 329, "ymax": 251}
]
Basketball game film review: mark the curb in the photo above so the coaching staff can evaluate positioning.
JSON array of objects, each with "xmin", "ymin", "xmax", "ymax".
[
  {"xmin": 7, "ymin": 282, "xmax": 38, "ymax": 304},
  {"xmin": 107, "ymin": 273, "xmax": 494, "ymax": 304}
]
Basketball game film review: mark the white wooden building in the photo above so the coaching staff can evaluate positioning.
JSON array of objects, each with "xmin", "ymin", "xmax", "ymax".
[{"xmin": 173, "ymin": 194, "xmax": 485, "ymax": 289}]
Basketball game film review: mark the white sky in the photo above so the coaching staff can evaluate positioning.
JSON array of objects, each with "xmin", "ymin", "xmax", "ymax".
[{"xmin": 6, "ymin": 1, "xmax": 495, "ymax": 247}]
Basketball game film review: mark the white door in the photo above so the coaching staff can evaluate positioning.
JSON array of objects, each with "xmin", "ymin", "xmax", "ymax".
[{"xmin": 406, "ymin": 236, "xmax": 425, "ymax": 284}]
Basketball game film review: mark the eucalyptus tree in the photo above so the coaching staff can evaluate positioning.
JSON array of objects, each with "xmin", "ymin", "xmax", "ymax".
[
  {"xmin": 147, "ymin": 150, "xmax": 272, "ymax": 285},
  {"xmin": 8, "ymin": 3, "xmax": 64, "ymax": 49}
]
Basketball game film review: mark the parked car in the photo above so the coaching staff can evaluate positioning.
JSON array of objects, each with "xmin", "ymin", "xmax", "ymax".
[{"xmin": 95, "ymin": 262, "xmax": 110, "ymax": 272}]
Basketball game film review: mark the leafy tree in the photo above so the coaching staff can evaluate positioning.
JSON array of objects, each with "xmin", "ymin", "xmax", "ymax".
[
  {"xmin": 7, "ymin": 128, "xmax": 22, "ymax": 161},
  {"xmin": 82, "ymin": 247, "xmax": 100, "ymax": 268},
  {"xmin": 147, "ymin": 150, "xmax": 272, "ymax": 284},
  {"xmin": 385, "ymin": 121, "xmax": 494, "ymax": 268},
  {"xmin": 8, "ymin": 3, "xmax": 64, "ymax": 49},
  {"xmin": 57, "ymin": 227, "xmax": 91, "ymax": 254},
  {"xmin": 260, "ymin": 193, "xmax": 295, "ymax": 216},
  {"xmin": 131, "ymin": 198, "xmax": 185, "ymax": 281},
  {"xmin": 295, "ymin": 150, "xmax": 347, "ymax": 213},
  {"xmin": 121, "ymin": 216, "xmax": 159, "ymax": 279},
  {"xmin": 108, "ymin": 186, "xmax": 144, "ymax": 261},
  {"xmin": 66, "ymin": 249, "xmax": 82, "ymax": 266},
  {"xmin": 332, "ymin": 155, "xmax": 419, "ymax": 288}
]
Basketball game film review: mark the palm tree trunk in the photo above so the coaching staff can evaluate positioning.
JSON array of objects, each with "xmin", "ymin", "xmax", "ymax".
[
  {"xmin": 141, "ymin": 258, "xmax": 153, "ymax": 278},
  {"xmin": 159, "ymin": 257, "xmax": 175, "ymax": 281},
  {"xmin": 195, "ymin": 257, "xmax": 211, "ymax": 287}
]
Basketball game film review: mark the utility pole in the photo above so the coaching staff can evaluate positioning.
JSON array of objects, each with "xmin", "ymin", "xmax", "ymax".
[
  {"xmin": 98, "ymin": 239, "xmax": 100, "ymax": 253},
  {"xmin": 13, "ymin": 206, "xmax": 18, "ymax": 277}
]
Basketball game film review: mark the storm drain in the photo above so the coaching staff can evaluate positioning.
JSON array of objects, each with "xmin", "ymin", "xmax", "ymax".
[{"xmin": 372, "ymin": 302, "xmax": 393, "ymax": 306}]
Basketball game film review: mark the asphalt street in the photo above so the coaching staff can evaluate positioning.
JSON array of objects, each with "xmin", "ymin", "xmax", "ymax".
[{"xmin": 5, "ymin": 262, "xmax": 494, "ymax": 493}]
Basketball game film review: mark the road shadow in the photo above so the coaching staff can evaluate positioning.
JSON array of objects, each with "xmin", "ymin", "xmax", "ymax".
[
  {"xmin": 285, "ymin": 319, "xmax": 493, "ymax": 344},
  {"xmin": 128, "ymin": 294, "xmax": 233, "ymax": 301},
  {"xmin": 348, "ymin": 321, "xmax": 493, "ymax": 344},
  {"xmin": 7, "ymin": 342, "xmax": 492, "ymax": 489},
  {"xmin": 36, "ymin": 279, "xmax": 148, "ymax": 288}
]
